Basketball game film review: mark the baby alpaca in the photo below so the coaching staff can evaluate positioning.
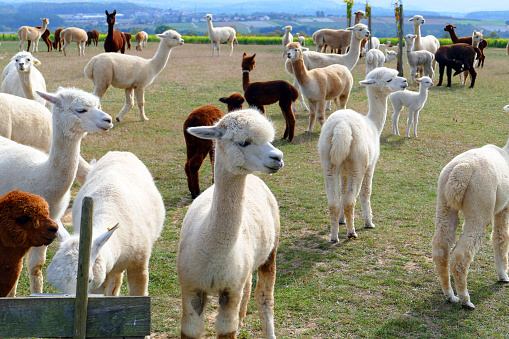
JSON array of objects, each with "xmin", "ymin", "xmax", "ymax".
[
  {"xmin": 282, "ymin": 25, "xmax": 293, "ymax": 57},
  {"xmin": 296, "ymin": 33, "xmax": 305, "ymax": 46},
  {"xmin": 385, "ymin": 49, "xmax": 398, "ymax": 63},
  {"xmin": 365, "ymin": 49, "xmax": 385, "ymax": 74},
  {"xmin": 0, "ymin": 190, "xmax": 58, "ymax": 297},
  {"xmin": 432, "ymin": 136, "xmax": 509, "ymax": 309},
  {"xmin": 318, "ymin": 67, "xmax": 407, "ymax": 241},
  {"xmin": 404, "ymin": 34, "xmax": 435, "ymax": 84},
  {"xmin": 47, "ymin": 151, "xmax": 165, "ymax": 296},
  {"xmin": 178, "ymin": 110, "xmax": 283, "ymax": 338},
  {"xmin": 390, "ymin": 76, "xmax": 433, "ymax": 137}
]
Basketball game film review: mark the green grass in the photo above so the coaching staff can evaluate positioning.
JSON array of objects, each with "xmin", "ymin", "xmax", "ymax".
[{"xmin": 2, "ymin": 41, "xmax": 509, "ymax": 338}]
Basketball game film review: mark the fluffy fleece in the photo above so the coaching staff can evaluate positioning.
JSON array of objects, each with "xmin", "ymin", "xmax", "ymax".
[
  {"xmin": 204, "ymin": 13, "xmax": 237, "ymax": 57},
  {"xmin": 17, "ymin": 18, "xmax": 49, "ymax": 53},
  {"xmin": 61, "ymin": 27, "xmax": 88, "ymax": 56}
]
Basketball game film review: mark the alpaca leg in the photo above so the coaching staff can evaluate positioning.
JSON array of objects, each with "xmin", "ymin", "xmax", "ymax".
[
  {"xmin": 26, "ymin": 245, "xmax": 47, "ymax": 294},
  {"xmin": 185, "ymin": 149, "xmax": 208, "ymax": 199},
  {"xmin": 325, "ymin": 100, "xmax": 331, "ymax": 111},
  {"xmin": 181, "ymin": 288, "xmax": 208, "ymax": 339},
  {"xmin": 359, "ymin": 167, "xmax": 375, "ymax": 229},
  {"xmin": 116, "ymin": 88, "xmax": 134, "ymax": 122},
  {"xmin": 306, "ymin": 101, "xmax": 317, "ymax": 132},
  {"xmin": 62, "ymin": 42, "xmax": 68, "ymax": 57},
  {"xmin": 412, "ymin": 110, "xmax": 420, "ymax": 137},
  {"xmin": 468, "ymin": 68, "xmax": 477, "ymax": 89},
  {"xmin": 342, "ymin": 170, "xmax": 364, "ymax": 239},
  {"xmin": 81, "ymin": 42, "xmax": 85, "ymax": 56},
  {"xmin": 391, "ymin": 105, "xmax": 402, "ymax": 136},
  {"xmin": 437, "ymin": 64, "xmax": 445, "ymax": 87},
  {"xmin": 323, "ymin": 162, "xmax": 342, "ymax": 243},
  {"xmin": 101, "ymin": 272, "xmax": 124, "ymax": 296},
  {"xmin": 432, "ymin": 198, "xmax": 461, "ymax": 304},
  {"xmin": 446, "ymin": 66, "xmax": 452, "ymax": 87},
  {"xmin": 228, "ymin": 41, "xmax": 233, "ymax": 57},
  {"xmin": 406, "ymin": 110, "xmax": 415, "ymax": 138},
  {"xmin": 338, "ymin": 174, "xmax": 347, "ymax": 225},
  {"xmin": 292, "ymin": 78, "xmax": 309, "ymax": 112},
  {"xmin": 134, "ymin": 88, "xmax": 148, "ymax": 121},
  {"xmin": 492, "ymin": 208, "xmax": 509, "ymax": 282},
  {"xmin": 315, "ymin": 100, "xmax": 327, "ymax": 128},
  {"xmin": 238, "ymin": 273, "xmax": 252, "ymax": 329},
  {"xmin": 279, "ymin": 101, "xmax": 296, "ymax": 142},
  {"xmin": 255, "ymin": 247, "xmax": 277, "ymax": 339},
  {"xmin": 215, "ymin": 290, "xmax": 242, "ymax": 338},
  {"xmin": 211, "ymin": 42, "xmax": 215, "ymax": 57},
  {"xmin": 126, "ymin": 262, "xmax": 149, "ymax": 296},
  {"xmin": 19, "ymin": 39, "xmax": 24, "ymax": 52}
]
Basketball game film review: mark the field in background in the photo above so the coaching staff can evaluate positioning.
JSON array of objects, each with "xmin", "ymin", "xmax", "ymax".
[{"xmin": 1, "ymin": 40, "xmax": 509, "ymax": 338}]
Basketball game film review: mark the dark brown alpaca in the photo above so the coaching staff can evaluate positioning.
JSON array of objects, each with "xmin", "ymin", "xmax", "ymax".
[
  {"xmin": 27, "ymin": 27, "xmax": 52, "ymax": 52},
  {"xmin": 123, "ymin": 32, "xmax": 132, "ymax": 50},
  {"xmin": 52, "ymin": 28, "xmax": 63, "ymax": 51},
  {"xmin": 0, "ymin": 190, "xmax": 58, "ymax": 297},
  {"xmin": 242, "ymin": 53, "xmax": 299, "ymax": 142},
  {"xmin": 86, "ymin": 29, "xmax": 99, "ymax": 46},
  {"xmin": 184, "ymin": 93, "xmax": 245, "ymax": 199},
  {"xmin": 444, "ymin": 24, "xmax": 487, "ymax": 67},
  {"xmin": 104, "ymin": 10, "xmax": 126, "ymax": 53},
  {"xmin": 435, "ymin": 43, "xmax": 480, "ymax": 88}
]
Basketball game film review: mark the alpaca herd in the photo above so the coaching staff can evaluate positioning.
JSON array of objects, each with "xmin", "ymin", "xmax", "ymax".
[{"xmin": 0, "ymin": 10, "xmax": 506, "ymax": 337}]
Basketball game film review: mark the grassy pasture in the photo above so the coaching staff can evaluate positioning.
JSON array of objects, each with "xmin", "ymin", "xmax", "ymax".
[{"xmin": 1, "ymin": 40, "xmax": 509, "ymax": 338}]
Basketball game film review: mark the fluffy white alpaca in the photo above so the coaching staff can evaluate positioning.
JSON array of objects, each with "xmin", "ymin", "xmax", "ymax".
[
  {"xmin": 318, "ymin": 67, "xmax": 407, "ymax": 241},
  {"xmin": 432, "ymin": 136, "xmax": 509, "ymax": 309},
  {"xmin": 404, "ymin": 34, "xmax": 435, "ymax": 84},
  {"xmin": 286, "ymin": 41, "xmax": 354, "ymax": 132},
  {"xmin": 296, "ymin": 32, "xmax": 305, "ymax": 46},
  {"xmin": 47, "ymin": 151, "xmax": 165, "ymax": 296},
  {"xmin": 84, "ymin": 29, "xmax": 184, "ymax": 122},
  {"xmin": 0, "ymin": 87, "xmax": 112, "ymax": 295},
  {"xmin": 365, "ymin": 49, "xmax": 385, "ymax": 74},
  {"xmin": 361, "ymin": 36, "xmax": 381, "ymax": 56},
  {"xmin": 204, "ymin": 13, "xmax": 237, "ymax": 57},
  {"xmin": 282, "ymin": 25, "xmax": 293, "ymax": 57},
  {"xmin": 61, "ymin": 27, "xmax": 88, "ymax": 57},
  {"xmin": 178, "ymin": 109, "xmax": 283, "ymax": 339},
  {"xmin": 1, "ymin": 51, "xmax": 46, "ymax": 105},
  {"xmin": 409, "ymin": 15, "xmax": 440, "ymax": 74},
  {"xmin": 385, "ymin": 49, "xmax": 398, "ymax": 63},
  {"xmin": 18, "ymin": 18, "xmax": 49, "ymax": 53},
  {"xmin": 390, "ymin": 76, "xmax": 433, "ymax": 137},
  {"xmin": 285, "ymin": 23, "xmax": 370, "ymax": 111}
]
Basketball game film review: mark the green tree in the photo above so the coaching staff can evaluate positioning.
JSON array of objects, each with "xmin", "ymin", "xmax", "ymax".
[
  {"xmin": 155, "ymin": 25, "xmax": 173, "ymax": 34},
  {"xmin": 489, "ymin": 30, "xmax": 500, "ymax": 39}
]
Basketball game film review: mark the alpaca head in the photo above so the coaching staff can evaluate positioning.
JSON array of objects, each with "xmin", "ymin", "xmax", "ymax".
[
  {"xmin": 35, "ymin": 87, "xmax": 113, "ymax": 135},
  {"xmin": 472, "ymin": 30, "xmax": 483, "ymax": 43},
  {"xmin": 385, "ymin": 49, "xmax": 397, "ymax": 63},
  {"xmin": 416, "ymin": 76, "xmax": 434, "ymax": 88},
  {"xmin": 360, "ymin": 67, "xmax": 408, "ymax": 95},
  {"xmin": 157, "ymin": 30, "xmax": 184, "ymax": 48},
  {"xmin": 241, "ymin": 52, "xmax": 256, "ymax": 72},
  {"xmin": 353, "ymin": 10, "xmax": 366, "ymax": 19},
  {"xmin": 187, "ymin": 109, "xmax": 284, "ymax": 175},
  {"xmin": 0, "ymin": 190, "xmax": 58, "ymax": 249},
  {"xmin": 41, "ymin": 18, "xmax": 49, "ymax": 26},
  {"xmin": 219, "ymin": 92, "xmax": 245, "ymax": 112},
  {"xmin": 444, "ymin": 24, "xmax": 456, "ymax": 32},
  {"xmin": 283, "ymin": 26, "xmax": 292, "ymax": 33},
  {"xmin": 404, "ymin": 34, "xmax": 417, "ymax": 50},
  {"xmin": 47, "ymin": 222, "xmax": 119, "ymax": 294},
  {"xmin": 105, "ymin": 10, "xmax": 117, "ymax": 25},
  {"xmin": 409, "ymin": 15, "xmax": 425, "ymax": 25},
  {"xmin": 346, "ymin": 23, "xmax": 370, "ymax": 41},
  {"xmin": 286, "ymin": 42, "xmax": 303, "ymax": 61},
  {"xmin": 204, "ymin": 13, "xmax": 213, "ymax": 21},
  {"xmin": 11, "ymin": 51, "xmax": 40, "ymax": 74}
]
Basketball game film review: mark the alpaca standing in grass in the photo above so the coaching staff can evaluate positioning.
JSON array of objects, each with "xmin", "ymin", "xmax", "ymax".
[
  {"xmin": 460, "ymin": 30, "xmax": 483, "ymax": 85},
  {"xmin": 409, "ymin": 15, "xmax": 440, "ymax": 75},
  {"xmin": 18, "ymin": 18, "xmax": 49, "ymax": 53},
  {"xmin": 104, "ymin": 10, "xmax": 126, "ymax": 54},
  {"xmin": 296, "ymin": 33, "xmax": 305, "ymax": 46},
  {"xmin": 282, "ymin": 25, "xmax": 293, "ymax": 57},
  {"xmin": 390, "ymin": 76, "xmax": 433, "ymax": 137},
  {"xmin": 404, "ymin": 34, "xmax": 435, "ymax": 84},
  {"xmin": 61, "ymin": 27, "xmax": 88, "ymax": 57},
  {"xmin": 178, "ymin": 110, "xmax": 283, "ymax": 338},
  {"xmin": 85, "ymin": 29, "xmax": 184, "ymax": 122},
  {"xmin": 365, "ymin": 49, "xmax": 385, "ymax": 74},
  {"xmin": 318, "ymin": 67, "xmax": 407, "ymax": 241},
  {"xmin": 204, "ymin": 13, "xmax": 237, "ymax": 57},
  {"xmin": 444, "ymin": 24, "xmax": 487, "ymax": 67}
]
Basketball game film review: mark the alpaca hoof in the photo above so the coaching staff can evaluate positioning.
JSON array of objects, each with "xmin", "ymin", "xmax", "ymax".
[
  {"xmin": 115, "ymin": 117, "xmax": 121, "ymax": 122},
  {"xmin": 461, "ymin": 302, "xmax": 475, "ymax": 310},
  {"xmin": 447, "ymin": 295, "xmax": 460, "ymax": 303},
  {"xmin": 329, "ymin": 237, "xmax": 339, "ymax": 244},
  {"xmin": 498, "ymin": 278, "xmax": 509, "ymax": 283},
  {"xmin": 347, "ymin": 232, "xmax": 358, "ymax": 239},
  {"xmin": 338, "ymin": 220, "xmax": 346, "ymax": 225},
  {"xmin": 364, "ymin": 223, "xmax": 375, "ymax": 229}
]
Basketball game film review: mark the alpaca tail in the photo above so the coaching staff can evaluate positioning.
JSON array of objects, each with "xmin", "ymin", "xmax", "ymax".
[
  {"xmin": 329, "ymin": 120, "xmax": 353, "ymax": 167},
  {"xmin": 366, "ymin": 51, "xmax": 374, "ymax": 65},
  {"xmin": 289, "ymin": 84, "xmax": 299, "ymax": 103},
  {"xmin": 442, "ymin": 161, "xmax": 475, "ymax": 211},
  {"xmin": 83, "ymin": 56, "xmax": 96, "ymax": 81}
]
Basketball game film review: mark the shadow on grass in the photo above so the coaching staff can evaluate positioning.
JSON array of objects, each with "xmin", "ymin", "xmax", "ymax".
[{"xmin": 380, "ymin": 133, "xmax": 408, "ymax": 149}]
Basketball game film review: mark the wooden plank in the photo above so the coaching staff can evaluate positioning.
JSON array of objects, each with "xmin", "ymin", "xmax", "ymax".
[{"xmin": 0, "ymin": 296, "xmax": 150, "ymax": 337}]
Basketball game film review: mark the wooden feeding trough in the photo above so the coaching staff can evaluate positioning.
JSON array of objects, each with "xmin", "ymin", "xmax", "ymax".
[{"xmin": 0, "ymin": 197, "xmax": 151, "ymax": 338}]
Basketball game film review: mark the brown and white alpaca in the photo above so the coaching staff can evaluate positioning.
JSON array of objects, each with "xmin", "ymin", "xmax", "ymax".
[
  {"xmin": 460, "ymin": 30, "xmax": 483, "ymax": 84},
  {"xmin": 313, "ymin": 10, "xmax": 366, "ymax": 54},
  {"xmin": 26, "ymin": 27, "xmax": 52, "ymax": 52},
  {"xmin": 444, "ymin": 24, "xmax": 487, "ymax": 67},
  {"xmin": 286, "ymin": 42, "xmax": 354, "ymax": 132},
  {"xmin": 183, "ymin": 92, "xmax": 245, "ymax": 199},
  {"xmin": 104, "ymin": 10, "xmax": 126, "ymax": 53},
  {"xmin": 0, "ymin": 190, "xmax": 58, "ymax": 297},
  {"xmin": 242, "ymin": 53, "xmax": 299, "ymax": 141},
  {"xmin": 17, "ymin": 18, "xmax": 49, "ymax": 53}
]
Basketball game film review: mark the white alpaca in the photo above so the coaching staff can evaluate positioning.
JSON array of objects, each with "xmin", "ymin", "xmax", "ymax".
[
  {"xmin": 178, "ymin": 109, "xmax": 283, "ymax": 339},
  {"xmin": 318, "ymin": 67, "xmax": 408, "ymax": 241},
  {"xmin": 0, "ymin": 87, "xmax": 113, "ymax": 296},
  {"xmin": 385, "ymin": 49, "xmax": 398, "ymax": 63},
  {"xmin": 361, "ymin": 36, "xmax": 380, "ymax": 56},
  {"xmin": 47, "ymin": 151, "xmax": 165, "ymax": 296},
  {"xmin": 282, "ymin": 25, "xmax": 293, "ymax": 57},
  {"xmin": 18, "ymin": 18, "xmax": 49, "ymax": 53},
  {"xmin": 404, "ymin": 34, "xmax": 435, "ymax": 84},
  {"xmin": 365, "ymin": 49, "xmax": 385, "ymax": 74},
  {"xmin": 432, "ymin": 136, "xmax": 509, "ymax": 309},
  {"xmin": 1, "ymin": 51, "xmax": 46, "ymax": 105},
  {"xmin": 84, "ymin": 29, "xmax": 184, "ymax": 122},
  {"xmin": 285, "ymin": 23, "xmax": 370, "ymax": 111},
  {"xmin": 286, "ymin": 41, "xmax": 354, "ymax": 132},
  {"xmin": 390, "ymin": 76, "xmax": 433, "ymax": 137},
  {"xmin": 61, "ymin": 27, "xmax": 88, "ymax": 57},
  {"xmin": 296, "ymin": 32, "xmax": 305, "ymax": 46},
  {"xmin": 409, "ymin": 15, "xmax": 440, "ymax": 74},
  {"xmin": 204, "ymin": 13, "xmax": 237, "ymax": 57}
]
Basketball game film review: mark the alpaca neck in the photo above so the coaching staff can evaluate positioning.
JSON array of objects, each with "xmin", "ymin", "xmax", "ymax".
[
  {"xmin": 0, "ymin": 245, "xmax": 26, "ymax": 296},
  {"xmin": 413, "ymin": 23, "xmax": 422, "ymax": 40},
  {"xmin": 206, "ymin": 20, "xmax": 214, "ymax": 34},
  {"xmin": 290, "ymin": 54, "xmax": 311, "ymax": 88},
  {"xmin": 418, "ymin": 84, "xmax": 429, "ymax": 100},
  {"xmin": 242, "ymin": 70, "xmax": 251, "ymax": 92},
  {"xmin": 147, "ymin": 41, "xmax": 174, "ymax": 78},
  {"xmin": 472, "ymin": 39, "xmax": 480, "ymax": 48},
  {"xmin": 17, "ymin": 72, "xmax": 36, "ymax": 100},
  {"xmin": 447, "ymin": 29, "xmax": 459, "ymax": 42},
  {"xmin": 40, "ymin": 21, "xmax": 48, "ymax": 33},
  {"xmin": 345, "ymin": 33, "xmax": 362, "ymax": 70},
  {"xmin": 366, "ymin": 87, "xmax": 389, "ymax": 134},
  {"xmin": 107, "ymin": 21, "xmax": 115, "ymax": 37}
]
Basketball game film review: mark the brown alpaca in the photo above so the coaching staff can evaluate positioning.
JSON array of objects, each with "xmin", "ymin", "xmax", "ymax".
[
  {"xmin": 0, "ymin": 190, "xmax": 58, "ymax": 297},
  {"xmin": 242, "ymin": 53, "xmax": 299, "ymax": 142},
  {"xmin": 104, "ymin": 10, "xmax": 126, "ymax": 53},
  {"xmin": 444, "ymin": 24, "xmax": 487, "ymax": 67},
  {"xmin": 123, "ymin": 32, "xmax": 132, "ymax": 50},
  {"xmin": 184, "ymin": 93, "xmax": 245, "ymax": 199},
  {"xmin": 27, "ymin": 27, "xmax": 52, "ymax": 52},
  {"xmin": 52, "ymin": 28, "xmax": 63, "ymax": 51},
  {"xmin": 86, "ymin": 30, "xmax": 99, "ymax": 46}
]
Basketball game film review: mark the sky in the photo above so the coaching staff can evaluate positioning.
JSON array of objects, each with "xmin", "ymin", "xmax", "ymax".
[{"xmin": 367, "ymin": 0, "xmax": 509, "ymax": 13}]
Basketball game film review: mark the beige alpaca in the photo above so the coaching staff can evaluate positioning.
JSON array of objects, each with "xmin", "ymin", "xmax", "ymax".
[
  {"xmin": 286, "ymin": 42, "xmax": 353, "ymax": 132},
  {"xmin": 135, "ymin": 31, "xmax": 148, "ymax": 51},
  {"xmin": 18, "ymin": 18, "xmax": 49, "ymax": 53},
  {"xmin": 460, "ymin": 30, "xmax": 483, "ymax": 84},
  {"xmin": 61, "ymin": 27, "xmax": 88, "ymax": 56},
  {"xmin": 409, "ymin": 15, "xmax": 440, "ymax": 75},
  {"xmin": 282, "ymin": 25, "xmax": 293, "ymax": 57},
  {"xmin": 312, "ymin": 11, "xmax": 365, "ymax": 53}
]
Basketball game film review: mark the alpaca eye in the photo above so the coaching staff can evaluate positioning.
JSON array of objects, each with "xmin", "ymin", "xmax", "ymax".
[
  {"xmin": 238, "ymin": 141, "xmax": 251, "ymax": 147},
  {"xmin": 387, "ymin": 79, "xmax": 393, "ymax": 83},
  {"xmin": 16, "ymin": 216, "xmax": 31, "ymax": 224},
  {"xmin": 76, "ymin": 109, "xmax": 87, "ymax": 114}
]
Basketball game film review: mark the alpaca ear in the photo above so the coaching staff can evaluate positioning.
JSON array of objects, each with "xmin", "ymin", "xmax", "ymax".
[
  {"xmin": 90, "ymin": 223, "xmax": 119, "ymax": 263},
  {"xmin": 105, "ymin": 10, "xmax": 108, "ymax": 15},
  {"xmin": 57, "ymin": 220, "xmax": 71, "ymax": 242},
  {"xmin": 346, "ymin": 27, "xmax": 354, "ymax": 31},
  {"xmin": 113, "ymin": 10, "xmax": 116, "ymax": 15},
  {"xmin": 36, "ymin": 90, "xmax": 63, "ymax": 106},
  {"xmin": 157, "ymin": 34, "xmax": 165, "ymax": 39},
  {"xmin": 187, "ymin": 125, "xmax": 226, "ymax": 140},
  {"xmin": 243, "ymin": 52, "xmax": 246, "ymax": 57},
  {"xmin": 218, "ymin": 97, "xmax": 228, "ymax": 104},
  {"xmin": 33, "ymin": 58, "xmax": 41, "ymax": 66},
  {"xmin": 359, "ymin": 79, "xmax": 378, "ymax": 86}
]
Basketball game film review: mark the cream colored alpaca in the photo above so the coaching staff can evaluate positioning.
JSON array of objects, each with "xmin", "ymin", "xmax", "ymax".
[
  {"xmin": 318, "ymin": 67, "xmax": 407, "ymax": 241},
  {"xmin": 135, "ymin": 31, "xmax": 148, "ymax": 51},
  {"xmin": 296, "ymin": 32, "xmax": 305, "ymax": 46},
  {"xmin": 18, "ymin": 18, "xmax": 49, "ymax": 53},
  {"xmin": 286, "ymin": 23, "xmax": 369, "ymax": 111},
  {"xmin": 432, "ymin": 136, "xmax": 509, "ymax": 309},
  {"xmin": 1, "ymin": 51, "xmax": 46, "ymax": 105},
  {"xmin": 204, "ymin": 13, "xmax": 237, "ymax": 57},
  {"xmin": 61, "ymin": 27, "xmax": 87, "ymax": 56},
  {"xmin": 287, "ymin": 42, "xmax": 353, "ymax": 132},
  {"xmin": 84, "ymin": 29, "xmax": 184, "ymax": 122},
  {"xmin": 312, "ymin": 11, "xmax": 366, "ymax": 53},
  {"xmin": 178, "ymin": 109, "xmax": 283, "ymax": 338},
  {"xmin": 282, "ymin": 25, "xmax": 293, "ymax": 57},
  {"xmin": 404, "ymin": 34, "xmax": 435, "ymax": 84},
  {"xmin": 365, "ymin": 49, "xmax": 385, "ymax": 74},
  {"xmin": 409, "ymin": 15, "xmax": 440, "ymax": 74},
  {"xmin": 0, "ymin": 87, "xmax": 112, "ymax": 296}
]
